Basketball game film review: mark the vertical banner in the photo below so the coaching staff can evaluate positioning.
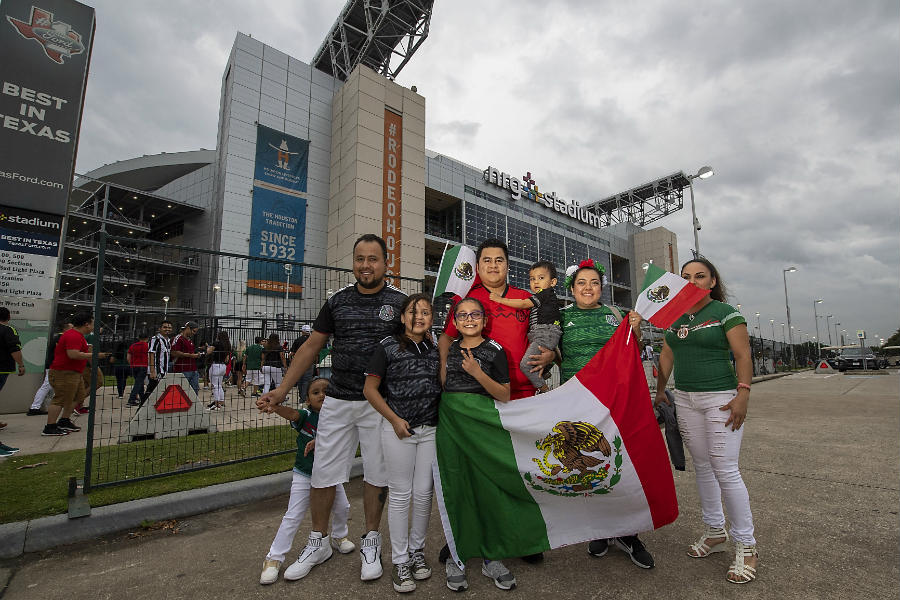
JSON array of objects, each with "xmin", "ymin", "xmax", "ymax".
[
  {"xmin": 383, "ymin": 108, "xmax": 402, "ymax": 282},
  {"xmin": 0, "ymin": 0, "xmax": 96, "ymax": 216},
  {"xmin": 247, "ymin": 124, "xmax": 309, "ymax": 297}
]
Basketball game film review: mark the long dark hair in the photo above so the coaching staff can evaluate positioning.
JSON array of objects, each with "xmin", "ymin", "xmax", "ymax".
[
  {"xmin": 680, "ymin": 258, "xmax": 727, "ymax": 302},
  {"xmin": 265, "ymin": 333, "xmax": 281, "ymax": 352},
  {"xmin": 216, "ymin": 330, "xmax": 232, "ymax": 353},
  {"xmin": 396, "ymin": 293, "xmax": 433, "ymax": 351}
]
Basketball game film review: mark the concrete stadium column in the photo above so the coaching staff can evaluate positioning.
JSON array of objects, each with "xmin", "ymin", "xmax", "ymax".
[
  {"xmin": 328, "ymin": 65, "xmax": 426, "ymax": 285},
  {"xmin": 633, "ymin": 227, "xmax": 679, "ymax": 286}
]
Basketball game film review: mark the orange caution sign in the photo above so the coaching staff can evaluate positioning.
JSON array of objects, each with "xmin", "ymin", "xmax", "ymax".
[{"xmin": 154, "ymin": 385, "xmax": 193, "ymax": 413}]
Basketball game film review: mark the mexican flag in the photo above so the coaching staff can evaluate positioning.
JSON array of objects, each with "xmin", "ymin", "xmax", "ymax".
[
  {"xmin": 432, "ymin": 244, "xmax": 478, "ymax": 302},
  {"xmin": 434, "ymin": 320, "xmax": 678, "ymax": 565},
  {"xmin": 634, "ymin": 263, "xmax": 709, "ymax": 329}
]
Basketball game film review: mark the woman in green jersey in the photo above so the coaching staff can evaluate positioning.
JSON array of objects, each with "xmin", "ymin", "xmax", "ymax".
[
  {"xmin": 557, "ymin": 259, "xmax": 655, "ymax": 570},
  {"xmin": 653, "ymin": 258, "xmax": 757, "ymax": 584}
]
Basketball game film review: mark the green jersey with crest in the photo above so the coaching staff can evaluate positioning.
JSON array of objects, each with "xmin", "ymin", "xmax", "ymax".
[
  {"xmin": 664, "ymin": 300, "xmax": 745, "ymax": 392},
  {"xmin": 559, "ymin": 305, "xmax": 622, "ymax": 383}
]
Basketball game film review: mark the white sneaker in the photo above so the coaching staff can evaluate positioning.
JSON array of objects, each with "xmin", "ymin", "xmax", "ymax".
[
  {"xmin": 283, "ymin": 532, "xmax": 333, "ymax": 580},
  {"xmin": 333, "ymin": 536, "xmax": 356, "ymax": 554},
  {"xmin": 259, "ymin": 559, "xmax": 281, "ymax": 585},
  {"xmin": 359, "ymin": 530, "xmax": 383, "ymax": 581}
]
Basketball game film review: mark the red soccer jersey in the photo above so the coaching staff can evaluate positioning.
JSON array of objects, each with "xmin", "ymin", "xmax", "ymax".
[
  {"xmin": 50, "ymin": 328, "xmax": 88, "ymax": 372},
  {"xmin": 128, "ymin": 341, "xmax": 149, "ymax": 368},
  {"xmin": 172, "ymin": 335, "xmax": 197, "ymax": 372},
  {"xmin": 443, "ymin": 283, "xmax": 532, "ymax": 399}
]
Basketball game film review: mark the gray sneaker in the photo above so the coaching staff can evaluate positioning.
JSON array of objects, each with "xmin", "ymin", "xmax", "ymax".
[
  {"xmin": 409, "ymin": 549, "xmax": 432, "ymax": 580},
  {"xmin": 391, "ymin": 562, "xmax": 416, "ymax": 593},
  {"xmin": 482, "ymin": 560, "xmax": 516, "ymax": 590},
  {"xmin": 445, "ymin": 559, "xmax": 468, "ymax": 592}
]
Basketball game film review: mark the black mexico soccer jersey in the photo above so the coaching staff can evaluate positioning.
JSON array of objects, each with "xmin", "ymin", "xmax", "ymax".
[
  {"xmin": 444, "ymin": 338, "xmax": 510, "ymax": 397},
  {"xmin": 313, "ymin": 283, "xmax": 407, "ymax": 401},
  {"xmin": 366, "ymin": 336, "xmax": 441, "ymax": 428}
]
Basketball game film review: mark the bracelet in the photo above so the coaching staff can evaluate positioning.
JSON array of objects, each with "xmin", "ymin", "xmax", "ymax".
[{"xmin": 737, "ymin": 382, "xmax": 751, "ymax": 391}]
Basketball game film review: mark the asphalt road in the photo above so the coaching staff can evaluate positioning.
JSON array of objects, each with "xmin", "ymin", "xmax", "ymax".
[{"xmin": 2, "ymin": 371, "xmax": 898, "ymax": 599}]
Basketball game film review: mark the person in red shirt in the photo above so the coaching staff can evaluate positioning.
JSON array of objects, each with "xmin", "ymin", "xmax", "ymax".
[
  {"xmin": 439, "ymin": 239, "xmax": 555, "ymax": 400},
  {"xmin": 171, "ymin": 321, "xmax": 211, "ymax": 394},
  {"xmin": 43, "ymin": 312, "xmax": 107, "ymax": 436},
  {"xmin": 126, "ymin": 332, "xmax": 150, "ymax": 407}
]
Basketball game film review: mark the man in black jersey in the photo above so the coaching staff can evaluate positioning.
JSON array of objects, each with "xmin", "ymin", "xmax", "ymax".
[{"xmin": 260, "ymin": 234, "xmax": 406, "ymax": 582}]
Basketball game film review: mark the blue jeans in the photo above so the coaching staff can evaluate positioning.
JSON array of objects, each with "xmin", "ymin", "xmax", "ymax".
[
  {"xmin": 181, "ymin": 371, "xmax": 200, "ymax": 394},
  {"xmin": 128, "ymin": 367, "xmax": 147, "ymax": 404}
]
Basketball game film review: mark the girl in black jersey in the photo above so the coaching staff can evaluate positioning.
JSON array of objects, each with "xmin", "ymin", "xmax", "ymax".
[
  {"xmin": 442, "ymin": 298, "xmax": 511, "ymax": 403},
  {"xmin": 364, "ymin": 294, "xmax": 441, "ymax": 593}
]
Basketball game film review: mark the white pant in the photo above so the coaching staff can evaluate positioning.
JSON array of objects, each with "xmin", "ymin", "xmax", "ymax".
[
  {"xmin": 247, "ymin": 369, "xmax": 263, "ymax": 386},
  {"xmin": 31, "ymin": 370, "xmax": 53, "ymax": 410},
  {"xmin": 261, "ymin": 365, "xmax": 283, "ymax": 394},
  {"xmin": 310, "ymin": 396, "xmax": 387, "ymax": 488},
  {"xmin": 266, "ymin": 471, "xmax": 351, "ymax": 563},
  {"xmin": 209, "ymin": 363, "xmax": 227, "ymax": 403},
  {"xmin": 382, "ymin": 422, "xmax": 436, "ymax": 564},
  {"xmin": 674, "ymin": 389, "xmax": 756, "ymax": 545}
]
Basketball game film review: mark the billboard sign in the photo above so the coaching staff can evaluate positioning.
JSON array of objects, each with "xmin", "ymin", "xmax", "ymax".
[
  {"xmin": 0, "ymin": 0, "xmax": 96, "ymax": 215},
  {"xmin": 247, "ymin": 124, "xmax": 308, "ymax": 297},
  {"xmin": 0, "ymin": 204, "xmax": 62, "ymax": 299}
]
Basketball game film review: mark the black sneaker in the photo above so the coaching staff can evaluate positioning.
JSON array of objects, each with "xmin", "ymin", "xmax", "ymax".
[
  {"xmin": 42, "ymin": 424, "xmax": 69, "ymax": 436},
  {"xmin": 587, "ymin": 538, "xmax": 609, "ymax": 557},
  {"xmin": 438, "ymin": 544, "xmax": 451, "ymax": 564},
  {"xmin": 27, "ymin": 408, "xmax": 48, "ymax": 416},
  {"xmin": 56, "ymin": 418, "xmax": 81, "ymax": 433},
  {"xmin": 615, "ymin": 535, "xmax": 654, "ymax": 569}
]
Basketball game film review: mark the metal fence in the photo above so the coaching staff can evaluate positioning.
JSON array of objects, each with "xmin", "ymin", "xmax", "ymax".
[{"xmin": 82, "ymin": 233, "xmax": 422, "ymax": 491}]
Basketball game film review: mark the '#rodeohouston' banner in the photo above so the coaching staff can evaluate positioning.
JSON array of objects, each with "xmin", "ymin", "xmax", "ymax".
[
  {"xmin": 0, "ymin": 0, "xmax": 96, "ymax": 216},
  {"xmin": 247, "ymin": 124, "xmax": 308, "ymax": 297},
  {"xmin": 382, "ymin": 108, "xmax": 402, "ymax": 282}
]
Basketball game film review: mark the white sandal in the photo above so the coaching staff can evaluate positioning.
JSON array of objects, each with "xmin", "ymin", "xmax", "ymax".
[
  {"xmin": 687, "ymin": 525, "xmax": 728, "ymax": 558},
  {"xmin": 727, "ymin": 541, "xmax": 758, "ymax": 584}
]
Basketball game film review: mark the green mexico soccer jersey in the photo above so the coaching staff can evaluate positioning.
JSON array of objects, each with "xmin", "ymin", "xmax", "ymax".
[
  {"xmin": 664, "ymin": 300, "xmax": 746, "ymax": 392},
  {"xmin": 244, "ymin": 344, "xmax": 263, "ymax": 370},
  {"xmin": 559, "ymin": 305, "xmax": 621, "ymax": 383}
]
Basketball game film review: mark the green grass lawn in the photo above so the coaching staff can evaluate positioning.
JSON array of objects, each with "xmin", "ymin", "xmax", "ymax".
[{"xmin": 0, "ymin": 425, "xmax": 298, "ymax": 524}]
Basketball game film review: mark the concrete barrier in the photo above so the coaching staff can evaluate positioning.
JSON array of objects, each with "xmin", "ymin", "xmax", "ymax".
[{"xmin": 815, "ymin": 359, "xmax": 837, "ymax": 374}]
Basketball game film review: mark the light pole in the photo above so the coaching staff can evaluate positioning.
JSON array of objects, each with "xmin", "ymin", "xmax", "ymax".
[
  {"xmin": 783, "ymin": 266, "xmax": 797, "ymax": 369},
  {"xmin": 770, "ymin": 319, "xmax": 776, "ymax": 372},
  {"xmin": 755, "ymin": 312, "xmax": 762, "ymax": 374},
  {"xmin": 834, "ymin": 322, "xmax": 841, "ymax": 347},
  {"xmin": 841, "ymin": 329, "xmax": 847, "ymax": 346},
  {"xmin": 284, "ymin": 264, "xmax": 293, "ymax": 306},
  {"xmin": 163, "ymin": 295, "xmax": 170, "ymax": 319},
  {"xmin": 813, "ymin": 299, "xmax": 823, "ymax": 360},
  {"xmin": 686, "ymin": 165, "xmax": 714, "ymax": 256},
  {"xmin": 825, "ymin": 315, "xmax": 833, "ymax": 346}
]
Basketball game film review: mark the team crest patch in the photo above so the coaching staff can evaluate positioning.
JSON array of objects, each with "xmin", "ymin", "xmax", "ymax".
[
  {"xmin": 454, "ymin": 262, "xmax": 474, "ymax": 281},
  {"xmin": 646, "ymin": 285, "xmax": 670, "ymax": 303},
  {"xmin": 378, "ymin": 305, "xmax": 396, "ymax": 321},
  {"xmin": 523, "ymin": 421, "xmax": 623, "ymax": 497},
  {"xmin": 606, "ymin": 315, "xmax": 619, "ymax": 326}
]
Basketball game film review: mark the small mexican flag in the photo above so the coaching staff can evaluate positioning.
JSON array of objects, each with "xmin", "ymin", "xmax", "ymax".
[
  {"xmin": 634, "ymin": 263, "xmax": 709, "ymax": 329},
  {"xmin": 432, "ymin": 243, "xmax": 478, "ymax": 301},
  {"xmin": 434, "ymin": 320, "xmax": 677, "ymax": 565}
]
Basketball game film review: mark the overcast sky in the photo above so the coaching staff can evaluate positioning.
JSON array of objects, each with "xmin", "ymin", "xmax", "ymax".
[{"xmin": 73, "ymin": 0, "xmax": 899, "ymax": 345}]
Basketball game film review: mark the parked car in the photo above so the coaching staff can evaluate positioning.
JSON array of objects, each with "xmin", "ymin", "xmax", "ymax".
[{"xmin": 835, "ymin": 347, "xmax": 880, "ymax": 371}]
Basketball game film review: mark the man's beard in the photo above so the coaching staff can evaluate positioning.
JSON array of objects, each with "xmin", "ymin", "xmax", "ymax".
[{"xmin": 356, "ymin": 274, "xmax": 384, "ymax": 289}]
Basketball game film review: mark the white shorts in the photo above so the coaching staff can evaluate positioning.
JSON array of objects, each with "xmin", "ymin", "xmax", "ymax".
[
  {"xmin": 310, "ymin": 396, "xmax": 387, "ymax": 488},
  {"xmin": 247, "ymin": 369, "xmax": 263, "ymax": 385}
]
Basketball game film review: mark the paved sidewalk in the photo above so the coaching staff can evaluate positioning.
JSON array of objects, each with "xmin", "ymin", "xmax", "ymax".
[{"xmin": 2, "ymin": 372, "xmax": 898, "ymax": 599}]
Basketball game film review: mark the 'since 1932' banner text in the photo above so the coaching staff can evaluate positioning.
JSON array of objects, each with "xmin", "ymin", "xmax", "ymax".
[
  {"xmin": 247, "ymin": 124, "xmax": 309, "ymax": 298},
  {"xmin": 0, "ymin": 0, "xmax": 96, "ymax": 216},
  {"xmin": 383, "ymin": 109, "xmax": 402, "ymax": 282}
]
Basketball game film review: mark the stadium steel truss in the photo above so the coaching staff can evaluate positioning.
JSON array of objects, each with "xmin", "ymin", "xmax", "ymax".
[
  {"xmin": 584, "ymin": 171, "xmax": 692, "ymax": 228},
  {"xmin": 312, "ymin": 0, "xmax": 434, "ymax": 81}
]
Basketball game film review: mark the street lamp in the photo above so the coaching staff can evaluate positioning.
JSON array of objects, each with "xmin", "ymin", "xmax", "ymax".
[
  {"xmin": 780, "ymin": 322, "xmax": 786, "ymax": 371},
  {"xmin": 755, "ymin": 312, "xmax": 762, "ymax": 373},
  {"xmin": 783, "ymin": 266, "xmax": 797, "ymax": 368},
  {"xmin": 284, "ymin": 264, "xmax": 293, "ymax": 305},
  {"xmin": 770, "ymin": 319, "xmax": 776, "ymax": 371},
  {"xmin": 813, "ymin": 299, "xmax": 823, "ymax": 360},
  {"xmin": 825, "ymin": 315, "xmax": 833, "ymax": 346},
  {"xmin": 163, "ymin": 295, "xmax": 170, "ymax": 319},
  {"xmin": 686, "ymin": 165, "xmax": 714, "ymax": 256},
  {"xmin": 841, "ymin": 329, "xmax": 847, "ymax": 346},
  {"xmin": 835, "ymin": 322, "xmax": 841, "ymax": 347}
]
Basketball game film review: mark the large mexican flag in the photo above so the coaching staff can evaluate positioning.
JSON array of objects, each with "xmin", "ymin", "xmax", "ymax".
[{"xmin": 434, "ymin": 320, "xmax": 678, "ymax": 565}]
